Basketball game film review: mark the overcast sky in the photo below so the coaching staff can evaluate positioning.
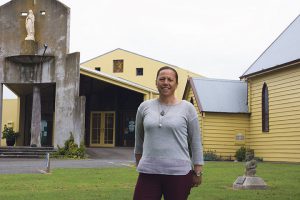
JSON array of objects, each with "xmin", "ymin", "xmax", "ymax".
[{"xmin": 1, "ymin": 0, "xmax": 300, "ymax": 98}]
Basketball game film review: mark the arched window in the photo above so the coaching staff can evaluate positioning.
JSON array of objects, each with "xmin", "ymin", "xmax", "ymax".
[{"xmin": 262, "ymin": 83, "xmax": 269, "ymax": 132}]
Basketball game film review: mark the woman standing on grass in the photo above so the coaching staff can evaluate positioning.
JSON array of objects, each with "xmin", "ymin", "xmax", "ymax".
[{"xmin": 134, "ymin": 66, "xmax": 204, "ymax": 200}]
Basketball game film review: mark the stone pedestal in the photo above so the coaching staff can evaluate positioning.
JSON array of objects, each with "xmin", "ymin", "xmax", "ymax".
[
  {"xmin": 233, "ymin": 176, "xmax": 268, "ymax": 190},
  {"xmin": 21, "ymin": 40, "xmax": 37, "ymax": 55},
  {"xmin": 30, "ymin": 86, "xmax": 41, "ymax": 147}
]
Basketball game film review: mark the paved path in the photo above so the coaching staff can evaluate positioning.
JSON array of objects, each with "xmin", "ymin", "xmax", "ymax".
[{"xmin": 0, "ymin": 147, "xmax": 135, "ymax": 174}]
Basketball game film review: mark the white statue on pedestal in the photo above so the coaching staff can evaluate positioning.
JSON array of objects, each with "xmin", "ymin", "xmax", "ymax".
[{"xmin": 25, "ymin": 10, "xmax": 35, "ymax": 41}]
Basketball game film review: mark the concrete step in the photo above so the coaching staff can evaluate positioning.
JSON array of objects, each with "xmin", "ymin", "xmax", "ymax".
[
  {"xmin": 0, "ymin": 146, "xmax": 55, "ymax": 150},
  {"xmin": 0, "ymin": 146, "xmax": 56, "ymax": 158},
  {"xmin": 0, "ymin": 147, "xmax": 56, "ymax": 152},
  {"xmin": 0, "ymin": 154, "xmax": 42, "ymax": 158},
  {"xmin": 0, "ymin": 151, "xmax": 52, "ymax": 155}
]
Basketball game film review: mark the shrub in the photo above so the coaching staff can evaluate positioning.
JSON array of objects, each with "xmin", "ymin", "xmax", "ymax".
[
  {"xmin": 235, "ymin": 146, "xmax": 246, "ymax": 161},
  {"xmin": 204, "ymin": 150, "xmax": 221, "ymax": 161},
  {"xmin": 52, "ymin": 132, "xmax": 85, "ymax": 159},
  {"xmin": 235, "ymin": 146, "xmax": 257, "ymax": 162}
]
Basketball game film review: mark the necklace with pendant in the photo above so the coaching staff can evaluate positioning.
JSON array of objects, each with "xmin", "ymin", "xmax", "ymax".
[{"xmin": 158, "ymin": 100, "xmax": 171, "ymax": 128}]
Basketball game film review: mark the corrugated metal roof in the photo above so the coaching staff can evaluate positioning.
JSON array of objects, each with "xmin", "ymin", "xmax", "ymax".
[
  {"xmin": 191, "ymin": 78, "xmax": 248, "ymax": 113},
  {"xmin": 242, "ymin": 15, "xmax": 300, "ymax": 78}
]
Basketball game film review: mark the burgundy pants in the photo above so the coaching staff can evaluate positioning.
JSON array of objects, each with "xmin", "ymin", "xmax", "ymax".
[{"xmin": 133, "ymin": 171, "xmax": 193, "ymax": 200}]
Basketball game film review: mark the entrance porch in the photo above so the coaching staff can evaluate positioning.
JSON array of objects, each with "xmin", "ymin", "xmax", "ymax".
[{"xmin": 80, "ymin": 73, "xmax": 145, "ymax": 147}]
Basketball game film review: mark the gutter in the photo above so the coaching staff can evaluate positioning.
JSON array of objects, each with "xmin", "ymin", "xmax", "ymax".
[{"xmin": 240, "ymin": 59, "xmax": 300, "ymax": 80}]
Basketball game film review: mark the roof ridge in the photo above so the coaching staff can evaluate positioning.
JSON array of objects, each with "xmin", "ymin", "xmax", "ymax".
[
  {"xmin": 241, "ymin": 14, "xmax": 300, "ymax": 78},
  {"xmin": 81, "ymin": 48, "xmax": 202, "ymax": 76}
]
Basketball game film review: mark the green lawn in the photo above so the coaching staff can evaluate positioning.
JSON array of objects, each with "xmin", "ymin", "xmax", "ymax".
[{"xmin": 0, "ymin": 162, "xmax": 299, "ymax": 200}]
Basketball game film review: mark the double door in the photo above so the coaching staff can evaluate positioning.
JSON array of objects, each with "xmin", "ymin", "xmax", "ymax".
[{"xmin": 90, "ymin": 112, "xmax": 115, "ymax": 147}]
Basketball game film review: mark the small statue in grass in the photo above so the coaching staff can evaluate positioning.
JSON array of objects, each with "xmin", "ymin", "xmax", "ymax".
[
  {"xmin": 245, "ymin": 149, "xmax": 256, "ymax": 177},
  {"xmin": 233, "ymin": 148, "xmax": 267, "ymax": 189}
]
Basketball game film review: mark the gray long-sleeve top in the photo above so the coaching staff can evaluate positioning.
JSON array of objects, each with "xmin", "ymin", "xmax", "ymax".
[{"xmin": 134, "ymin": 99, "xmax": 204, "ymax": 175}]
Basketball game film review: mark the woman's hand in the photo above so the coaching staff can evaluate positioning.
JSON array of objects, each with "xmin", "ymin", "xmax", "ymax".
[
  {"xmin": 135, "ymin": 154, "xmax": 142, "ymax": 166},
  {"xmin": 192, "ymin": 173, "xmax": 202, "ymax": 187},
  {"xmin": 192, "ymin": 165, "xmax": 203, "ymax": 187}
]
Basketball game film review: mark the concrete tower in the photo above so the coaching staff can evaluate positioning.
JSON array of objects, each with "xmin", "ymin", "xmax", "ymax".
[{"xmin": 0, "ymin": 0, "xmax": 85, "ymax": 147}]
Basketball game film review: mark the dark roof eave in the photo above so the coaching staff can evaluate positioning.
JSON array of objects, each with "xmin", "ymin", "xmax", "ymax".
[{"xmin": 240, "ymin": 59, "xmax": 300, "ymax": 79}]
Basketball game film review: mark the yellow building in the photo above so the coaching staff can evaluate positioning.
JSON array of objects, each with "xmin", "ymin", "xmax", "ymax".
[
  {"xmin": 184, "ymin": 15, "xmax": 300, "ymax": 163},
  {"xmin": 183, "ymin": 78, "xmax": 250, "ymax": 160},
  {"xmin": 81, "ymin": 48, "xmax": 201, "ymax": 99},
  {"xmin": 240, "ymin": 15, "xmax": 300, "ymax": 162}
]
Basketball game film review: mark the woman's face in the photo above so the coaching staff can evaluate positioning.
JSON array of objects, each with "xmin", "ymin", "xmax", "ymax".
[{"xmin": 156, "ymin": 69, "xmax": 178, "ymax": 97}]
